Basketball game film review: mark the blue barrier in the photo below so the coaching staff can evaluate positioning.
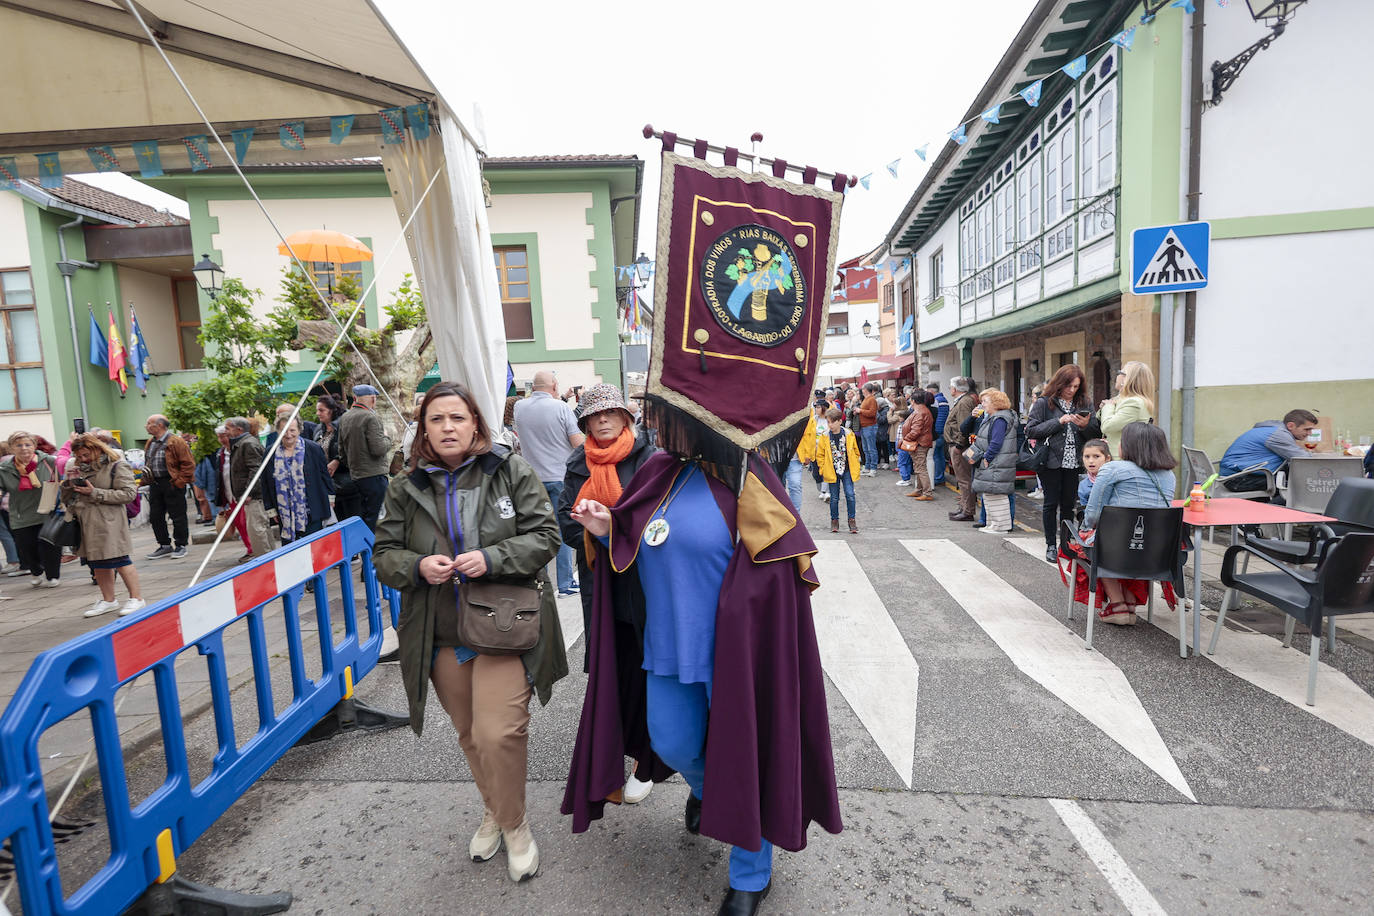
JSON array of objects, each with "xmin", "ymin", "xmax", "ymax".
[{"xmin": 0, "ymin": 518, "xmax": 404, "ymax": 915}]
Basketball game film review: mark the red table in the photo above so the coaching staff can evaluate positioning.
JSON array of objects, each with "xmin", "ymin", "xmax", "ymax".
[{"xmin": 1170, "ymin": 499, "xmax": 1335, "ymax": 656}]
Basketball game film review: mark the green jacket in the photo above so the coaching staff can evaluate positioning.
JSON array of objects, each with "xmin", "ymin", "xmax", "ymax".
[
  {"xmin": 373, "ymin": 445, "xmax": 568, "ymax": 735},
  {"xmin": 1098, "ymin": 395, "xmax": 1153, "ymax": 458},
  {"xmin": 0, "ymin": 454, "xmax": 58, "ymax": 530},
  {"xmin": 338, "ymin": 406, "xmax": 392, "ymax": 479}
]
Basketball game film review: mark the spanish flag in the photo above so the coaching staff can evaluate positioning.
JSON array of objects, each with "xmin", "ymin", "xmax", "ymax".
[{"xmin": 107, "ymin": 308, "xmax": 129, "ymax": 394}]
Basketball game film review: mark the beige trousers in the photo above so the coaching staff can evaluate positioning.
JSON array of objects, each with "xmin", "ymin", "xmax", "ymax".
[
  {"xmin": 243, "ymin": 499, "xmax": 276, "ymax": 556},
  {"xmin": 429, "ymin": 649, "xmax": 532, "ymax": 830},
  {"xmin": 951, "ymin": 450, "xmax": 977, "ymax": 516}
]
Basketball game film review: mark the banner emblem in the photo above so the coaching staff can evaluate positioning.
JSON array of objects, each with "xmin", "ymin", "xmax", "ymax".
[{"xmin": 700, "ymin": 224, "xmax": 804, "ymax": 347}]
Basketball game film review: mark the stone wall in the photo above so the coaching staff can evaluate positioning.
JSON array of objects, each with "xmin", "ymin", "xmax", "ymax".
[{"xmin": 976, "ymin": 301, "xmax": 1123, "ymax": 407}]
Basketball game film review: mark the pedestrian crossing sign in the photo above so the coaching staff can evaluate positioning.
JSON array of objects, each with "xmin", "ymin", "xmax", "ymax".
[{"xmin": 1130, "ymin": 221, "xmax": 1210, "ymax": 294}]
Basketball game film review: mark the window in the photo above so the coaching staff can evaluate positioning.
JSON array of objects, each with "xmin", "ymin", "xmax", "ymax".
[
  {"xmin": 0, "ymin": 269, "xmax": 47, "ymax": 412},
  {"xmin": 960, "ymin": 218, "xmax": 975, "ymax": 277},
  {"xmin": 308, "ymin": 261, "xmax": 363, "ymax": 294},
  {"xmin": 494, "ymin": 246, "xmax": 533, "ymax": 341},
  {"xmin": 1059, "ymin": 124, "xmax": 1075, "ymax": 216},
  {"xmin": 825, "ymin": 311, "xmax": 848, "ymax": 336},
  {"xmin": 173, "ymin": 278, "xmax": 203, "ymax": 369},
  {"xmin": 1096, "ymin": 87, "xmax": 1115, "ymax": 192},
  {"xmin": 976, "ymin": 202, "xmax": 993, "ymax": 268},
  {"xmin": 998, "ymin": 184, "xmax": 1015, "ymax": 257},
  {"xmin": 929, "ymin": 248, "xmax": 943, "ymax": 300},
  {"xmin": 1044, "ymin": 127, "xmax": 1075, "ymax": 225},
  {"xmin": 1045, "ymin": 137, "xmax": 1059, "ymax": 224},
  {"xmin": 1081, "ymin": 104, "xmax": 1096, "ymax": 198},
  {"xmin": 881, "ymin": 280, "xmax": 894, "ymax": 314}
]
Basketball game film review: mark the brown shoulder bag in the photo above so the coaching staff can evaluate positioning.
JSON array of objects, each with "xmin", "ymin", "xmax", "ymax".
[{"xmin": 457, "ymin": 579, "xmax": 542, "ymax": 655}]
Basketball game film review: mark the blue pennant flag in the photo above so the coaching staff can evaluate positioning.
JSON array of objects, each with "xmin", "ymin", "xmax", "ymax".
[
  {"xmin": 1140, "ymin": 12, "xmax": 1157, "ymax": 23},
  {"xmin": 378, "ymin": 107, "xmax": 407, "ymax": 145},
  {"xmin": 279, "ymin": 121, "xmax": 306, "ymax": 151},
  {"xmin": 35, "ymin": 152, "xmax": 63, "ymax": 189},
  {"xmin": 0, "ymin": 157, "xmax": 16, "ymax": 190},
  {"xmin": 330, "ymin": 115, "xmax": 355, "ymax": 145},
  {"xmin": 1019, "ymin": 80, "xmax": 1043, "ymax": 108},
  {"xmin": 182, "ymin": 135, "xmax": 213, "ymax": 172},
  {"xmin": 1171, "ymin": 0, "xmax": 1197, "ymax": 12},
  {"xmin": 886, "ymin": 159, "xmax": 900, "ymax": 179},
  {"xmin": 859, "ymin": 173, "xmax": 872, "ymax": 190},
  {"xmin": 913, "ymin": 143, "xmax": 928, "ymax": 162},
  {"xmin": 405, "ymin": 103, "xmax": 431, "ymax": 141},
  {"xmin": 88, "ymin": 311, "xmax": 108, "ymax": 368},
  {"xmin": 230, "ymin": 127, "xmax": 254, "ymax": 164},
  {"xmin": 127, "ymin": 307, "xmax": 150, "ymax": 391},
  {"xmin": 981, "ymin": 104, "xmax": 1001, "ymax": 125},
  {"xmin": 949, "ymin": 124, "xmax": 967, "ymax": 145},
  {"xmin": 1062, "ymin": 56, "xmax": 1088, "ymax": 79},
  {"xmin": 1111, "ymin": 26, "xmax": 1137, "ymax": 50},
  {"xmin": 85, "ymin": 146, "xmax": 120, "ymax": 172},
  {"xmin": 132, "ymin": 140, "xmax": 163, "ymax": 178}
]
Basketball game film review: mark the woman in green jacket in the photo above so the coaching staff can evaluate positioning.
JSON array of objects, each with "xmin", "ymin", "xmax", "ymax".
[
  {"xmin": 373, "ymin": 382, "xmax": 567, "ymax": 885},
  {"xmin": 1098, "ymin": 360, "xmax": 1157, "ymax": 457},
  {"xmin": 0, "ymin": 431, "xmax": 61, "ymax": 587}
]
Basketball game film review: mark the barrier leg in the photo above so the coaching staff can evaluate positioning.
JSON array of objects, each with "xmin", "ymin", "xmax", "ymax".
[
  {"xmin": 123, "ymin": 874, "xmax": 290, "ymax": 915},
  {"xmin": 294, "ymin": 696, "xmax": 409, "ymax": 746}
]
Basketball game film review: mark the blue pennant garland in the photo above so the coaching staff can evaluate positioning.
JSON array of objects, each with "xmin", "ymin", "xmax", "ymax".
[
  {"xmin": 886, "ymin": 159, "xmax": 900, "ymax": 179},
  {"xmin": 1019, "ymin": 80, "xmax": 1043, "ymax": 107},
  {"xmin": 279, "ymin": 121, "xmax": 306, "ymax": 151},
  {"xmin": 1171, "ymin": 0, "xmax": 1197, "ymax": 12},
  {"xmin": 85, "ymin": 146, "xmax": 120, "ymax": 172},
  {"xmin": 182, "ymin": 135, "xmax": 213, "ymax": 172},
  {"xmin": 0, "ymin": 157, "xmax": 17, "ymax": 190},
  {"xmin": 1062, "ymin": 56, "xmax": 1088, "ymax": 79},
  {"xmin": 378, "ymin": 107, "xmax": 407, "ymax": 145},
  {"xmin": 35, "ymin": 152, "xmax": 63, "ymax": 188},
  {"xmin": 330, "ymin": 115, "xmax": 355, "ymax": 145},
  {"xmin": 981, "ymin": 104, "xmax": 1001, "ymax": 125},
  {"xmin": 1111, "ymin": 26, "xmax": 1137, "ymax": 51},
  {"xmin": 949, "ymin": 124, "xmax": 967, "ymax": 145},
  {"xmin": 859, "ymin": 173, "xmax": 872, "ymax": 190},
  {"xmin": 913, "ymin": 143, "xmax": 928, "ymax": 162},
  {"xmin": 230, "ymin": 127, "xmax": 254, "ymax": 165},
  {"xmin": 131, "ymin": 140, "xmax": 163, "ymax": 178},
  {"xmin": 405, "ymin": 103, "xmax": 430, "ymax": 141}
]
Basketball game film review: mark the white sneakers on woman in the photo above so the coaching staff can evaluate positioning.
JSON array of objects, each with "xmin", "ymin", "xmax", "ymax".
[
  {"xmin": 84, "ymin": 599, "xmax": 121, "ymax": 618},
  {"xmin": 469, "ymin": 810, "xmax": 502, "ymax": 862},
  {"xmin": 119, "ymin": 598, "xmax": 147, "ymax": 616},
  {"xmin": 623, "ymin": 772, "xmax": 654, "ymax": 804},
  {"xmin": 502, "ymin": 819, "xmax": 539, "ymax": 882}
]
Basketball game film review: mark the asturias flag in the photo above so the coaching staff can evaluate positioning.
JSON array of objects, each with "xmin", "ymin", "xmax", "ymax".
[
  {"xmin": 88, "ymin": 311, "xmax": 108, "ymax": 368},
  {"xmin": 128, "ymin": 307, "xmax": 151, "ymax": 392},
  {"xmin": 107, "ymin": 308, "xmax": 129, "ymax": 394}
]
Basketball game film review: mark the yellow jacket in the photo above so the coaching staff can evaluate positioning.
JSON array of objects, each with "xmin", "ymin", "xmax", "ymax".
[
  {"xmin": 814, "ymin": 426, "xmax": 862, "ymax": 483},
  {"xmin": 796, "ymin": 412, "xmax": 825, "ymax": 463}
]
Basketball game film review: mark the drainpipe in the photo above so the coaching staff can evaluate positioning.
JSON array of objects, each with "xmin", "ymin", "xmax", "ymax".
[
  {"xmin": 1181, "ymin": 2, "xmax": 1206, "ymax": 447},
  {"xmin": 56, "ymin": 216, "xmax": 99, "ymax": 422}
]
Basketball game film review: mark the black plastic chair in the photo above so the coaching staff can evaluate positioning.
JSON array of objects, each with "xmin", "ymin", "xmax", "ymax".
[
  {"xmin": 1242, "ymin": 478, "xmax": 1374, "ymax": 566},
  {"xmin": 1211, "ymin": 532, "xmax": 1374, "ymax": 705},
  {"xmin": 1062, "ymin": 507, "xmax": 1187, "ymax": 652}
]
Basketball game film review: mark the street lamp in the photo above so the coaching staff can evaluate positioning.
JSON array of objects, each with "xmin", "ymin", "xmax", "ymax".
[
  {"xmin": 634, "ymin": 252, "xmax": 652, "ymax": 285},
  {"xmin": 192, "ymin": 254, "xmax": 224, "ymax": 299},
  {"xmin": 1246, "ymin": 0, "xmax": 1305, "ymax": 21},
  {"xmin": 860, "ymin": 319, "xmax": 879, "ymax": 339},
  {"xmin": 1212, "ymin": 0, "xmax": 1308, "ymax": 105}
]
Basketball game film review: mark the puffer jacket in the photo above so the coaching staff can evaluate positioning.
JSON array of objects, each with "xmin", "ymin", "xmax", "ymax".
[
  {"xmin": 373, "ymin": 444, "xmax": 568, "ymax": 735},
  {"xmin": 967, "ymin": 408, "xmax": 1019, "ymax": 495},
  {"xmin": 900, "ymin": 404, "xmax": 933, "ymax": 449}
]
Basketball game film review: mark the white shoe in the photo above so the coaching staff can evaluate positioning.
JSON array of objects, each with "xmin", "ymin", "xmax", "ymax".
[
  {"xmin": 84, "ymin": 599, "xmax": 121, "ymax": 618},
  {"xmin": 29, "ymin": 576, "xmax": 43, "ymax": 587},
  {"xmin": 469, "ymin": 810, "xmax": 502, "ymax": 862},
  {"xmin": 818, "ymin": 491, "xmax": 829, "ymax": 501},
  {"xmin": 895, "ymin": 479, "xmax": 911, "ymax": 487},
  {"xmin": 2, "ymin": 562, "xmax": 22, "ymax": 576},
  {"xmin": 503, "ymin": 820, "xmax": 539, "ymax": 881},
  {"xmin": 41, "ymin": 578, "xmax": 60, "ymax": 588},
  {"xmin": 623, "ymin": 772, "xmax": 654, "ymax": 804},
  {"xmin": 119, "ymin": 598, "xmax": 147, "ymax": 616},
  {"xmin": 978, "ymin": 525, "xmax": 1012, "ymax": 535},
  {"xmin": 1028, "ymin": 490, "xmax": 1044, "ymax": 500}
]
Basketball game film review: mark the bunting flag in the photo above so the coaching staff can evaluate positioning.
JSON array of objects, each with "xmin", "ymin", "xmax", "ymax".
[
  {"xmin": 88, "ymin": 310, "xmax": 108, "ymax": 368},
  {"xmin": 1062, "ymin": 56, "xmax": 1088, "ymax": 79},
  {"xmin": 85, "ymin": 146, "xmax": 120, "ymax": 172},
  {"xmin": 330, "ymin": 115, "xmax": 355, "ymax": 145},
  {"xmin": 1140, "ymin": 12, "xmax": 1157, "ymax": 23},
  {"xmin": 132, "ymin": 140, "xmax": 163, "ymax": 178},
  {"xmin": 1111, "ymin": 26, "xmax": 1137, "ymax": 51},
  {"xmin": 279, "ymin": 121, "xmax": 306, "ymax": 151},
  {"xmin": 128, "ymin": 306, "xmax": 151, "ymax": 392},
  {"xmin": 1171, "ymin": 0, "xmax": 1197, "ymax": 12},
  {"xmin": 949, "ymin": 124, "xmax": 967, "ymax": 145},
  {"xmin": 981, "ymin": 104, "xmax": 1001, "ymax": 125},
  {"xmin": 182, "ymin": 135, "xmax": 213, "ymax": 172},
  {"xmin": 885, "ymin": 159, "xmax": 900, "ymax": 179},
  {"xmin": 405, "ymin": 103, "xmax": 430, "ymax": 141},
  {"xmin": 913, "ymin": 144, "xmax": 928, "ymax": 162},
  {"xmin": 35, "ymin": 152, "xmax": 63, "ymax": 189},
  {"xmin": 859, "ymin": 173, "xmax": 872, "ymax": 190},
  {"xmin": 0, "ymin": 157, "xmax": 17, "ymax": 191},
  {"xmin": 230, "ymin": 127, "xmax": 255, "ymax": 164},
  {"xmin": 378, "ymin": 107, "xmax": 406, "ymax": 144},
  {"xmin": 107, "ymin": 308, "xmax": 129, "ymax": 394},
  {"xmin": 1019, "ymin": 80, "xmax": 1043, "ymax": 107}
]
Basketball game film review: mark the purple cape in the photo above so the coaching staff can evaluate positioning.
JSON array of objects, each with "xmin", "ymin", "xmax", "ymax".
[{"xmin": 561, "ymin": 452, "xmax": 842, "ymax": 852}]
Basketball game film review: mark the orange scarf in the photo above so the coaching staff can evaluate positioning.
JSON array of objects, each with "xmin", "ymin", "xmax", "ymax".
[{"xmin": 576, "ymin": 427, "xmax": 635, "ymax": 507}]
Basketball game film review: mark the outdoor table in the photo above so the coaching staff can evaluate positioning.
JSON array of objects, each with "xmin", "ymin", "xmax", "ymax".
[{"xmin": 1171, "ymin": 499, "xmax": 1335, "ymax": 657}]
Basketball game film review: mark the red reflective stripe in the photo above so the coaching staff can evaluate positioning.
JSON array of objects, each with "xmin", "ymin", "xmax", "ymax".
[
  {"xmin": 111, "ymin": 606, "xmax": 184, "ymax": 682},
  {"xmin": 232, "ymin": 563, "xmax": 277, "ymax": 615},
  {"xmin": 311, "ymin": 531, "xmax": 344, "ymax": 571}
]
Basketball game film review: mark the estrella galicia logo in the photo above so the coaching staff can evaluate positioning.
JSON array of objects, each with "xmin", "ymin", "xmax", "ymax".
[{"xmin": 699, "ymin": 224, "xmax": 806, "ymax": 347}]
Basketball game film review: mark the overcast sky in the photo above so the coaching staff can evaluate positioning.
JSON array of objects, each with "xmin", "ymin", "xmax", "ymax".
[{"xmin": 85, "ymin": 0, "xmax": 1039, "ymax": 264}]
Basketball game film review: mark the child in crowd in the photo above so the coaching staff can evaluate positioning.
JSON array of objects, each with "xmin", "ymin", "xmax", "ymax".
[
  {"xmin": 1077, "ymin": 439, "xmax": 1112, "ymax": 518},
  {"xmin": 816, "ymin": 408, "xmax": 862, "ymax": 534}
]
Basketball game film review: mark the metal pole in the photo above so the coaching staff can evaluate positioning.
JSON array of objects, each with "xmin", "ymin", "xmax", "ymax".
[
  {"xmin": 1157, "ymin": 292, "xmax": 1174, "ymax": 439},
  {"xmin": 1181, "ymin": 1, "xmax": 1206, "ymax": 451},
  {"xmin": 56, "ymin": 217, "xmax": 90, "ymax": 422}
]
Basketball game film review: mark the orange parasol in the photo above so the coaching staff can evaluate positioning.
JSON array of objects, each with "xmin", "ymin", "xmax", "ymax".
[{"xmin": 277, "ymin": 229, "xmax": 374, "ymax": 264}]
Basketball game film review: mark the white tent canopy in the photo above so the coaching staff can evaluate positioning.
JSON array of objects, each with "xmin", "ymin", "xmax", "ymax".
[
  {"xmin": 0, "ymin": 0, "xmax": 507, "ymax": 420},
  {"xmin": 817, "ymin": 357, "xmax": 888, "ymax": 380}
]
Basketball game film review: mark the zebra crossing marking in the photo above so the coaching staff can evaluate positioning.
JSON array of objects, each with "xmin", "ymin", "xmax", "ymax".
[
  {"xmin": 1050, "ymin": 799, "xmax": 1169, "ymax": 916},
  {"xmin": 903, "ymin": 538, "xmax": 1195, "ymax": 801},
  {"xmin": 811, "ymin": 541, "xmax": 920, "ymax": 788}
]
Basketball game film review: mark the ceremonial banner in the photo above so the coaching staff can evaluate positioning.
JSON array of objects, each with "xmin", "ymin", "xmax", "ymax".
[{"xmin": 646, "ymin": 150, "xmax": 842, "ymax": 472}]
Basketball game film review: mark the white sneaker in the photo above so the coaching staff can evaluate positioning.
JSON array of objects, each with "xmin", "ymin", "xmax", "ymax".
[
  {"xmin": 29, "ymin": 576, "xmax": 43, "ymax": 587},
  {"xmin": 119, "ymin": 598, "xmax": 147, "ymax": 616},
  {"xmin": 84, "ymin": 599, "xmax": 121, "ymax": 618},
  {"xmin": 817, "ymin": 491, "xmax": 829, "ymax": 501},
  {"xmin": 41, "ymin": 578, "xmax": 60, "ymax": 588},
  {"xmin": 469, "ymin": 810, "xmax": 502, "ymax": 862},
  {"xmin": 503, "ymin": 820, "xmax": 539, "ymax": 881},
  {"xmin": 895, "ymin": 479, "xmax": 911, "ymax": 487},
  {"xmin": 2, "ymin": 562, "xmax": 22, "ymax": 576},
  {"xmin": 623, "ymin": 772, "xmax": 654, "ymax": 804},
  {"xmin": 978, "ymin": 525, "xmax": 1012, "ymax": 535},
  {"xmin": 1028, "ymin": 489, "xmax": 1044, "ymax": 500}
]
